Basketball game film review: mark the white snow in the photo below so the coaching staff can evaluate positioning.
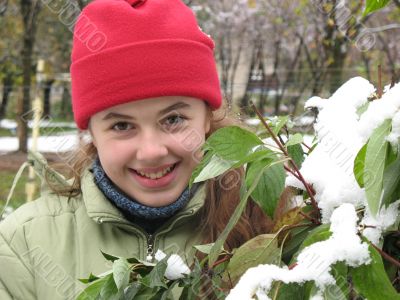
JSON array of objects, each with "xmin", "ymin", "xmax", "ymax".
[
  {"xmin": 304, "ymin": 96, "xmax": 327, "ymax": 110},
  {"xmin": 358, "ymin": 82, "xmax": 400, "ymax": 142},
  {"xmin": 0, "ymin": 134, "xmax": 80, "ymax": 153},
  {"xmin": 230, "ymin": 77, "xmax": 400, "ymax": 299},
  {"xmin": 387, "ymin": 110, "xmax": 400, "ymax": 146},
  {"xmin": 227, "ymin": 204, "xmax": 371, "ymax": 300},
  {"xmin": 0, "ymin": 119, "xmax": 79, "ymax": 153},
  {"xmin": 286, "ymin": 78, "xmax": 400, "ymax": 223},
  {"xmin": 154, "ymin": 250, "xmax": 191, "ymax": 280},
  {"xmin": 361, "ymin": 200, "xmax": 400, "ymax": 244},
  {"xmin": 0, "ymin": 119, "xmax": 76, "ymax": 129},
  {"xmin": 286, "ymin": 77, "xmax": 375, "ymax": 222}
]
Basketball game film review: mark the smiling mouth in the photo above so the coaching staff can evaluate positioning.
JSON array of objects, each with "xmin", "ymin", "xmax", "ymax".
[{"xmin": 132, "ymin": 163, "xmax": 179, "ymax": 179}]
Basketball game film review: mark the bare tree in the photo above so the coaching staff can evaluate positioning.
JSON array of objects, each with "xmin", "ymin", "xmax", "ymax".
[
  {"xmin": 17, "ymin": 0, "xmax": 41, "ymax": 152},
  {"xmin": 195, "ymin": 0, "xmax": 256, "ymax": 109}
]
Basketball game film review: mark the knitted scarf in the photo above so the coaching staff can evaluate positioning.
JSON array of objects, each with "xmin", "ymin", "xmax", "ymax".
[{"xmin": 91, "ymin": 158, "xmax": 200, "ymax": 233}]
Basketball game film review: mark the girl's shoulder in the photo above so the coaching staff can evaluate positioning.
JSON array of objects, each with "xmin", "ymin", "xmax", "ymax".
[{"xmin": 0, "ymin": 192, "xmax": 83, "ymax": 244}]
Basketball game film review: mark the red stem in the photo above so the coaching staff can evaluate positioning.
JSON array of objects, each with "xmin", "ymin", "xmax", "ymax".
[
  {"xmin": 211, "ymin": 255, "xmax": 231, "ymax": 269},
  {"xmin": 371, "ymin": 243, "xmax": 400, "ymax": 268},
  {"xmin": 284, "ymin": 165, "xmax": 301, "ymax": 181},
  {"xmin": 299, "ymin": 211, "xmax": 320, "ymax": 225},
  {"xmin": 251, "ymin": 102, "xmax": 321, "ymax": 221},
  {"xmin": 302, "ymin": 142, "xmax": 311, "ymax": 151},
  {"xmin": 378, "ymin": 65, "xmax": 383, "ymax": 98}
]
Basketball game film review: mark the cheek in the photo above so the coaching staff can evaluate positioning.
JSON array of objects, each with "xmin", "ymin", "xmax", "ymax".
[
  {"xmin": 175, "ymin": 124, "xmax": 207, "ymax": 154},
  {"xmin": 96, "ymin": 140, "xmax": 133, "ymax": 170},
  {"xmin": 173, "ymin": 127, "xmax": 207, "ymax": 164}
]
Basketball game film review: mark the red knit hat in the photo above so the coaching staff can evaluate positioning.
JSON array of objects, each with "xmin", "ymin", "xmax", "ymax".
[{"xmin": 70, "ymin": 0, "xmax": 222, "ymax": 129}]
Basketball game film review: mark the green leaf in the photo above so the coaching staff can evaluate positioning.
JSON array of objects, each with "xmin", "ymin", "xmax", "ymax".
[
  {"xmin": 382, "ymin": 156, "xmax": 400, "ymax": 207},
  {"xmin": 76, "ymin": 276, "xmax": 108, "ymax": 300},
  {"xmin": 99, "ymin": 273, "xmax": 120, "ymax": 299},
  {"xmin": 113, "ymin": 258, "xmax": 131, "ymax": 290},
  {"xmin": 298, "ymin": 224, "xmax": 331, "ymax": 250},
  {"xmin": 329, "ymin": 262, "xmax": 349, "ymax": 299},
  {"xmin": 142, "ymin": 259, "xmax": 168, "ymax": 289},
  {"xmin": 305, "ymin": 262, "xmax": 349, "ymax": 300},
  {"xmin": 365, "ymin": 119, "xmax": 392, "ymax": 216},
  {"xmin": 189, "ymin": 150, "xmax": 213, "ymax": 188},
  {"xmin": 209, "ymin": 160, "xmax": 272, "ymax": 266},
  {"xmin": 350, "ymin": 243, "xmax": 400, "ymax": 300},
  {"xmin": 246, "ymin": 159, "xmax": 286, "ymax": 218},
  {"xmin": 282, "ymin": 225, "xmax": 313, "ymax": 264},
  {"xmin": 192, "ymin": 148, "xmax": 274, "ymax": 184},
  {"xmin": 126, "ymin": 256, "xmax": 140, "ymax": 264},
  {"xmin": 193, "ymin": 243, "xmax": 215, "ymax": 255},
  {"xmin": 274, "ymin": 283, "xmax": 306, "ymax": 300},
  {"xmin": 100, "ymin": 250, "xmax": 120, "ymax": 262},
  {"xmin": 363, "ymin": 0, "xmax": 391, "ymax": 16},
  {"xmin": 133, "ymin": 286, "xmax": 163, "ymax": 300},
  {"xmin": 354, "ymin": 143, "xmax": 368, "ymax": 188},
  {"xmin": 203, "ymin": 126, "xmax": 263, "ymax": 161},
  {"xmin": 286, "ymin": 133, "xmax": 303, "ymax": 147},
  {"xmin": 211, "ymin": 275, "xmax": 228, "ymax": 299},
  {"xmin": 271, "ymin": 116, "xmax": 289, "ymax": 135},
  {"xmin": 78, "ymin": 272, "xmax": 100, "ymax": 284},
  {"xmin": 356, "ymin": 101, "xmax": 369, "ymax": 117},
  {"xmin": 231, "ymin": 148, "xmax": 275, "ymax": 168},
  {"xmin": 160, "ymin": 281, "xmax": 180, "ymax": 300},
  {"xmin": 224, "ymin": 234, "xmax": 281, "ymax": 285},
  {"xmin": 289, "ymin": 224, "xmax": 331, "ymax": 263},
  {"xmin": 193, "ymin": 154, "xmax": 233, "ymax": 183},
  {"xmin": 386, "ymin": 142, "xmax": 397, "ymax": 167},
  {"xmin": 179, "ymin": 259, "xmax": 202, "ymax": 300},
  {"xmin": 287, "ymin": 143, "xmax": 305, "ymax": 168},
  {"xmin": 123, "ymin": 282, "xmax": 141, "ymax": 299}
]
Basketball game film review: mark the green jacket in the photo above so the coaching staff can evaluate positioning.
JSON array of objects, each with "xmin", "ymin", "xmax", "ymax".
[{"xmin": 0, "ymin": 153, "xmax": 206, "ymax": 300}]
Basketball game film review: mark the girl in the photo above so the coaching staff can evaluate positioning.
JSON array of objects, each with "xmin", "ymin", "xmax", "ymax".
[{"xmin": 0, "ymin": 0, "xmax": 271, "ymax": 299}]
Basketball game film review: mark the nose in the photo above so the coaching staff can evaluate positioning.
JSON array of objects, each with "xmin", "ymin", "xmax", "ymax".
[{"xmin": 136, "ymin": 130, "xmax": 168, "ymax": 162}]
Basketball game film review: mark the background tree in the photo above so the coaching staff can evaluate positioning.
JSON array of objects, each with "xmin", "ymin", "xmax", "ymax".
[
  {"xmin": 0, "ymin": 0, "xmax": 23, "ymax": 120},
  {"xmin": 17, "ymin": 0, "xmax": 41, "ymax": 152}
]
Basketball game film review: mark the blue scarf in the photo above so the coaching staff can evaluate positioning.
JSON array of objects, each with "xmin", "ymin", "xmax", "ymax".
[{"xmin": 91, "ymin": 158, "xmax": 200, "ymax": 233}]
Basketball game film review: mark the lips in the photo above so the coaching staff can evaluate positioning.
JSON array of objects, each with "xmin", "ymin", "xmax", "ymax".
[
  {"xmin": 133, "ymin": 163, "xmax": 178, "ymax": 179},
  {"xmin": 129, "ymin": 162, "xmax": 180, "ymax": 189},
  {"xmin": 133, "ymin": 162, "xmax": 177, "ymax": 174}
]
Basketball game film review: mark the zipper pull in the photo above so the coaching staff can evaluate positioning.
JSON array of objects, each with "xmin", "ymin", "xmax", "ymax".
[{"xmin": 146, "ymin": 234, "xmax": 154, "ymax": 262}]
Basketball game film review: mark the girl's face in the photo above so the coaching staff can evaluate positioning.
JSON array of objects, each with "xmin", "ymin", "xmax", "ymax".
[{"xmin": 90, "ymin": 96, "xmax": 211, "ymax": 207}]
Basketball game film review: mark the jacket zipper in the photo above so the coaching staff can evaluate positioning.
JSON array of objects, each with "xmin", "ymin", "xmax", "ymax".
[
  {"xmin": 98, "ymin": 209, "xmax": 197, "ymax": 262},
  {"xmin": 146, "ymin": 234, "xmax": 155, "ymax": 262}
]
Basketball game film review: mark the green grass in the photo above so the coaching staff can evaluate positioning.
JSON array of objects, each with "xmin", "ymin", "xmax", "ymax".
[
  {"xmin": 0, "ymin": 169, "xmax": 40, "ymax": 211},
  {"xmin": 0, "ymin": 126, "xmax": 77, "ymax": 137},
  {"xmin": 0, "ymin": 128, "xmax": 13, "ymax": 137}
]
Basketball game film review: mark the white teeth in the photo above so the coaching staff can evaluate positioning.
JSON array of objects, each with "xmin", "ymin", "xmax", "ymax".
[{"xmin": 137, "ymin": 165, "xmax": 174, "ymax": 179}]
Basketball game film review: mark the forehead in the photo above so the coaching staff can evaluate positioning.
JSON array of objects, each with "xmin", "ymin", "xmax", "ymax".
[{"xmin": 99, "ymin": 96, "xmax": 206, "ymax": 117}]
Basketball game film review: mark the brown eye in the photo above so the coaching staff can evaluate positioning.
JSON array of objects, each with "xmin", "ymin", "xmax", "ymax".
[
  {"xmin": 112, "ymin": 122, "xmax": 133, "ymax": 131},
  {"xmin": 164, "ymin": 115, "xmax": 186, "ymax": 131},
  {"xmin": 166, "ymin": 115, "xmax": 184, "ymax": 125}
]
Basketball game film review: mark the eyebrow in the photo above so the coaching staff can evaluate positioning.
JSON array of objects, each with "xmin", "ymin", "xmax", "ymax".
[{"xmin": 102, "ymin": 101, "xmax": 191, "ymax": 121}]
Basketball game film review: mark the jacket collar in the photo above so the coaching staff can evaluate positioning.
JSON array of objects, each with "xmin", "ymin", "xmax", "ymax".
[{"xmin": 80, "ymin": 169, "xmax": 206, "ymax": 227}]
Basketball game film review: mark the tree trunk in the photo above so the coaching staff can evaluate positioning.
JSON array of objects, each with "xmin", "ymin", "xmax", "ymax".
[
  {"xmin": 43, "ymin": 79, "xmax": 54, "ymax": 118},
  {"xmin": 17, "ymin": 35, "xmax": 33, "ymax": 153},
  {"xmin": 0, "ymin": 75, "xmax": 13, "ymax": 120},
  {"xmin": 361, "ymin": 52, "xmax": 372, "ymax": 81},
  {"xmin": 240, "ymin": 43, "xmax": 257, "ymax": 115},
  {"xmin": 328, "ymin": 41, "xmax": 346, "ymax": 93},
  {"xmin": 17, "ymin": 0, "xmax": 41, "ymax": 153},
  {"xmin": 61, "ymin": 85, "xmax": 72, "ymax": 119}
]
